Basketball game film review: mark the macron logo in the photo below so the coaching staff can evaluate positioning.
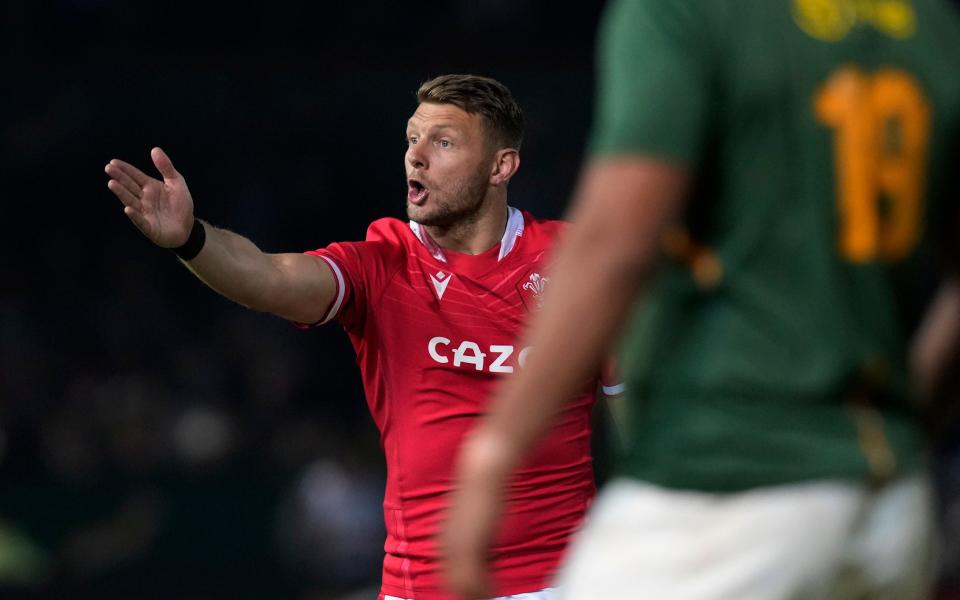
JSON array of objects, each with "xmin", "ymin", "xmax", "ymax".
[{"xmin": 430, "ymin": 271, "xmax": 452, "ymax": 300}]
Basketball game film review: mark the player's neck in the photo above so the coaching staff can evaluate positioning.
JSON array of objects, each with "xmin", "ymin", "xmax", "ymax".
[{"xmin": 425, "ymin": 197, "xmax": 509, "ymax": 256}]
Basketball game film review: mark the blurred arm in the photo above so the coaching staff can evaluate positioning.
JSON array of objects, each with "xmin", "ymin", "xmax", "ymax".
[{"xmin": 442, "ymin": 156, "xmax": 689, "ymax": 598}]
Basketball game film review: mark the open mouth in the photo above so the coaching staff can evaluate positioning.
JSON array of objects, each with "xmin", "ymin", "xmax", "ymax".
[{"xmin": 407, "ymin": 179, "xmax": 428, "ymax": 205}]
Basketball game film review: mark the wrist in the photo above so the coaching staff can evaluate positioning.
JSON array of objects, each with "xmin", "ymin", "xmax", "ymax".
[{"xmin": 173, "ymin": 219, "xmax": 206, "ymax": 261}]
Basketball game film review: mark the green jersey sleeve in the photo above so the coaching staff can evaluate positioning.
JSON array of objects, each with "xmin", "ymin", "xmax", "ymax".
[{"xmin": 589, "ymin": 0, "xmax": 713, "ymax": 164}]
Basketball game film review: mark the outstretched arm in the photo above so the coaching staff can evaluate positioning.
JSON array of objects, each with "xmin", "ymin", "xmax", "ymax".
[
  {"xmin": 105, "ymin": 148, "xmax": 336, "ymax": 324},
  {"xmin": 442, "ymin": 157, "xmax": 689, "ymax": 599}
]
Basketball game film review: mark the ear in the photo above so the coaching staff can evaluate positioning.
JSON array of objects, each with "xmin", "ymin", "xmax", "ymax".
[{"xmin": 489, "ymin": 149, "xmax": 520, "ymax": 186}]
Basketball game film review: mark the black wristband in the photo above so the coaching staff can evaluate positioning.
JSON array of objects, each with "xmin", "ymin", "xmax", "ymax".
[{"xmin": 173, "ymin": 219, "xmax": 206, "ymax": 261}]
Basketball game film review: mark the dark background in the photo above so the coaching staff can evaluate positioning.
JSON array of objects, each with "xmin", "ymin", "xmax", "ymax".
[{"xmin": 0, "ymin": 1, "xmax": 957, "ymax": 599}]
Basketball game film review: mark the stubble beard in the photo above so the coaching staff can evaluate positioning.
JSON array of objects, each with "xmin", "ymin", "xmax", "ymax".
[{"xmin": 406, "ymin": 166, "xmax": 491, "ymax": 231}]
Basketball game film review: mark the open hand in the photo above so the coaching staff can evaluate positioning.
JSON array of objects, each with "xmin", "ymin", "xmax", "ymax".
[{"xmin": 105, "ymin": 147, "xmax": 195, "ymax": 248}]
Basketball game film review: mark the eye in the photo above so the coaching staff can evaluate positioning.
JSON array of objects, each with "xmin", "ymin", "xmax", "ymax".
[
  {"xmin": 438, "ymin": 139, "xmax": 451, "ymax": 148},
  {"xmin": 407, "ymin": 135, "xmax": 418, "ymax": 145}
]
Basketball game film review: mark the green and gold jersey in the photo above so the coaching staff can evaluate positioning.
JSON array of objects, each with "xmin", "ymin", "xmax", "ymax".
[{"xmin": 591, "ymin": 0, "xmax": 960, "ymax": 491}]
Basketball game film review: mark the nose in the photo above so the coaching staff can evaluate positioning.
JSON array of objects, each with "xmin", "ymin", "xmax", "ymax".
[{"xmin": 406, "ymin": 145, "xmax": 427, "ymax": 170}]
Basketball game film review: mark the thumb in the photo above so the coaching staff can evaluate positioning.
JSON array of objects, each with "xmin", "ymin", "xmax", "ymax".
[{"xmin": 151, "ymin": 147, "xmax": 179, "ymax": 180}]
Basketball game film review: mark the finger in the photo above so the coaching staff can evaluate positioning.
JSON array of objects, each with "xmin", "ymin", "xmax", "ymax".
[
  {"xmin": 108, "ymin": 179, "xmax": 141, "ymax": 208},
  {"xmin": 104, "ymin": 163, "xmax": 143, "ymax": 199},
  {"xmin": 109, "ymin": 159, "xmax": 151, "ymax": 186},
  {"xmin": 151, "ymin": 147, "xmax": 179, "ymax": 181}
]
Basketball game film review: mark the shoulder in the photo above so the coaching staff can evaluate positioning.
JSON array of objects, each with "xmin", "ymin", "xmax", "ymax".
[
  {"xmin": 598, "ymin": 0, "xmax": 723, "ymax": 60},
  {"xmin": 320, "ymin": 217, "xmax": 411, "ymax": 271},
  {"xmin": 519, "ymin": 211, "xmax": 568, "ymax": 254},
  {"xmin": 522, "ymin": 210, "xmax": 567, "ymax": 235},
  {"xmin": 365, "ymin": 217, "xmax": 413, "ymax": 244}
]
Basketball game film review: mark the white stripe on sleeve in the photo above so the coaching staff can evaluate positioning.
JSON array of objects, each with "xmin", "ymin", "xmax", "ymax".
[
  {"xmin": 602, "ymin": 383, "xmax": 625, "ymax": 396},
  {"xmin": 317, "ymin": 255, "xmax": 347, "ymax": 324}
]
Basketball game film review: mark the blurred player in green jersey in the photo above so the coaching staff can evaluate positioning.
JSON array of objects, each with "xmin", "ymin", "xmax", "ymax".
[{"xmin": 444, "ymin": 1, "xmax": 960, "ymax": 598}]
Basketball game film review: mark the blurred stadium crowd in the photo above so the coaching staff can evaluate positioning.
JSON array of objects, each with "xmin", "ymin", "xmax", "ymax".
[{"xmin": 0, "ymin": 0, "xmax": 957, "ymax": 598}]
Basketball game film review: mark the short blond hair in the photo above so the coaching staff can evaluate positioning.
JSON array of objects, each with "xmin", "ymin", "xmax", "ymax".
[{"xmin": 416, "ymin": 74, "xmax": 524, "ymax": 150}]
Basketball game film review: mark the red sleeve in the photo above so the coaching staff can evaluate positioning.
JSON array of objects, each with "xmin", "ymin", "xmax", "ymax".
[{"xmin": 303, "ymin": 219, "xmax": 405, "ymax": 334}]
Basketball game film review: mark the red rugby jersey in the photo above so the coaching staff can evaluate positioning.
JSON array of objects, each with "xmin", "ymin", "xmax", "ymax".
[{"xmin": 306, "ymin": 208, "xmax": 603, "ymax": 600}]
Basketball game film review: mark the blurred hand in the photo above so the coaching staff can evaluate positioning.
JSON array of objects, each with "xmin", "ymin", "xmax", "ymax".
[
  {"xmin": 105, "ymin": 147, "xmax": 195, "ymax": 247},
  {"xmin": 442, "ymin": 538, "xmax": 493, "ymax": 600}
]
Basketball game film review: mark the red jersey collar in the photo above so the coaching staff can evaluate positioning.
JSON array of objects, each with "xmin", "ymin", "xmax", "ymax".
[{"xmin": 408, "ymin": 206, "xmax": 525, "ymax": 264}]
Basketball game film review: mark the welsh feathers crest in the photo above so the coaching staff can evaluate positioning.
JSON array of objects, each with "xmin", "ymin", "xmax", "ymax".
[
  {"xmin": 521, "ymin": 273, "xmax": 550, "ymax": 308},
  {"xmin": 523, "ymin": 273, "xmax": 549, "ymax": 295}
]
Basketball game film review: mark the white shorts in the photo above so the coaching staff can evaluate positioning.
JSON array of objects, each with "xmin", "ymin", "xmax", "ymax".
[
  {"xmin": 384, "ymin": 587, "xmax": 558, "ymax": 600},
  {"xmin": 557, "ymin": 476, "xmax": 934, "ymax": 600}
]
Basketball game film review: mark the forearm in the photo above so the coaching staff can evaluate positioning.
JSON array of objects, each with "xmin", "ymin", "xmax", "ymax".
[
  {"xmin": 182, "ymin": 221, "xmax": 331, "ymax": 323},
  {"xmin": 180, "ymin": 221, "xmax": 277, "ymax": 308}
]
